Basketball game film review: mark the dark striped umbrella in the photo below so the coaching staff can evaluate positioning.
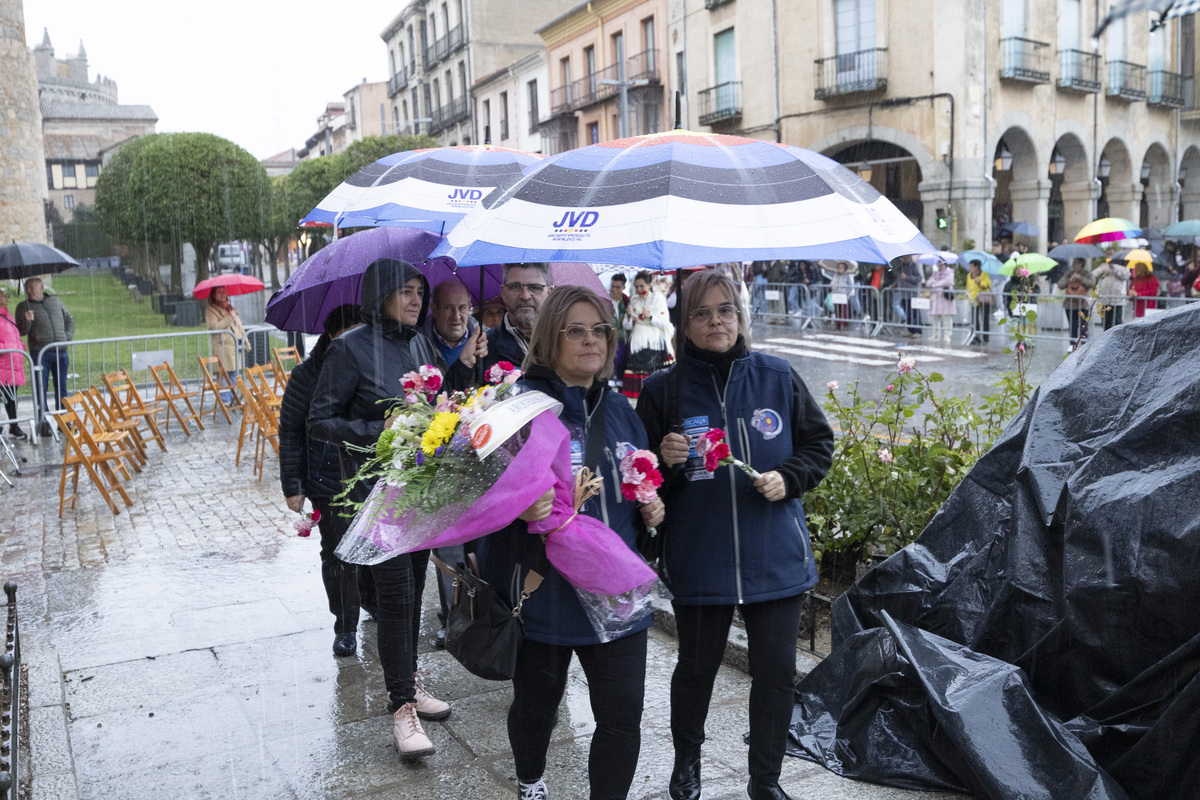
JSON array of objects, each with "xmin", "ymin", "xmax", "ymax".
[
  {"xmin": 300, "ymin": 145, "xmax": 545, "ymax": 233},
  {"xmin": 0, "ymin": 241, "xmax": 80, "ymax": 280},
  {"xmin": 435, "ymin": 130, "xmax": 936, "ymax": 269}
]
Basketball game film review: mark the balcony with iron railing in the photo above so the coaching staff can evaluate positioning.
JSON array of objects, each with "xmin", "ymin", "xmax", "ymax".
[
  {"xmin": 698, "ymin": 81, "xmax": 741, "ymax": 126},
  {"xmin": 814, "ymin": 48, "xmax": 887, "ymax": 100},
  {"xmin": 549, "ymin": 84, "xmax": 573, "ymax": 116},
  {"xmin": 1107, "ymin": 60, "xmax": 1147, "ymax": 100},
  {"xmin": 424, "ymin": 25, "xmax": 464, "ymax": 69},
  {"xmin": 429, "ymin": 96, "xmax": 470, "ymax": 133},
  {"xmin": 387, "ymin": 67, "xmax": 410, "ymax": 97},
  {"xmin": 626, "ymin": 48, "xmax": 661, "ymax": 82},
  {"xmin": 1149, "ymin": 69, "xmax": 1186, "ymax": 107},
  {"xmin": 1000, "ymin": 37, "xmax": 1051, "ymax": 83},
  {"xmin": 1058, "ymin": 49, "xmax": 1100, "ymax": 92}
]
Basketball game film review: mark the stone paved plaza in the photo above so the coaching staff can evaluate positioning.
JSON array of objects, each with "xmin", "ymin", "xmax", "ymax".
[{"xmin": 1, "ymin": 406, "xmax": 966, "ymax": 800}]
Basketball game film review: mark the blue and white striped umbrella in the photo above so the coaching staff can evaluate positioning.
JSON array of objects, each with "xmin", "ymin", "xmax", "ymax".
[
  {"xmin": 300, "ymin": 145, "xmax": 545, "ymax": 232},
  {"xmin": 434, "ymin": 130, "xmax": 936, "ymax": 269}
]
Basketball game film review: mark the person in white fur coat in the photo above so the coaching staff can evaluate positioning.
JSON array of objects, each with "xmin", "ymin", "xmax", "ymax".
[{"xmin": 622, "ymin": 270, "xmax": 674, "ymax": 398}]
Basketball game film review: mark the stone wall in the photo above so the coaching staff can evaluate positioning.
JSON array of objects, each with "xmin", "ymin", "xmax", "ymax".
[{"xmin": 0, "ymin": 0, "xmax": 48, "ymax": 244}]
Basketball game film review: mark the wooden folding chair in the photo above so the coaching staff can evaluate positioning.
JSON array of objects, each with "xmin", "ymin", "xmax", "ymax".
[
  {"xmin": 55, "ymin": 401, "xmax": 134, "ymax": 516},
  {"xmin": 81, "ymin": 387, "xmax": 146, "ymax": 471},
  {"xmin": 63, "ymin": 392, "xmax": 140, "ymax": 481},
  {"xmin": 149, "ymin": 362, "xmax": 205, "ymax": 435},
  {"xmin": 246, "ymin": 365, "xmax": 282, "ymax": 417},
  {"xmin": 197, "ymin": 356, "xmax": 241, "ymax": 425},
  {"xmin": 271, "ymin": 346, "xmax": 300, "ymax": 389},
  {"xmin": 234, "ymin": 375, "xmax": 259, "ymax": 467},
  {"xmin": 102, "ymin": 369, "xmax": 167, "ymax": 452},
  {"xmin": 236, "ymin": 375, "xmax": 278, "ymax": 480}
]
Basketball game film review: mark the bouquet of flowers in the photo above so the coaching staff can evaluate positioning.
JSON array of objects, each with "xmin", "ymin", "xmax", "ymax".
[
  {"xmin": 695, "ymin": 429, "xmax": 762, "ymax": 479},
  {"xmin": 334, "ymin": 363, "xmax": 659, "ymax": 641},
  {"xmin": 620, "ymin": 449, "xmax": 662, "ymax": 540}
]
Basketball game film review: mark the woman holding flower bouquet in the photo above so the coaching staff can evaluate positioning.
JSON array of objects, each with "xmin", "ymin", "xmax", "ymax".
[
  {"xmin": 308, "ymin": 258, "xmax": 482, "ymax": 758},
  {"xmin": 477, "ymin": 285, "xmax": 665, "ymax": 800},
  {"xmin": 636, "ymin": 270, "xmax": 834, "ymax": 800}
]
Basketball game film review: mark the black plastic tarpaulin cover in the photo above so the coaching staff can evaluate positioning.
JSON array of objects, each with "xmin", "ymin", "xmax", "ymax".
[{"xmin": 789, "ymin": 305, "xmax": 1200, "ymax": 800}]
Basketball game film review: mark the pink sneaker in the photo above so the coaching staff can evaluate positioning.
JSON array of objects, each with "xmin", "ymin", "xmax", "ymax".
[
  {"xmin": 413, "ymin": 671, "xmax": 451, "ymax": 720},
  {"xmin": 392, "ymin": 703, "xmax": 435, "ymax": 757}
]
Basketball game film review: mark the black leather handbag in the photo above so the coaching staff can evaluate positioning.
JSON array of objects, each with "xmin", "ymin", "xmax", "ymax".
[{"xmin": 431, "ymin": 551, "xmax": 544, "ymax": 681}]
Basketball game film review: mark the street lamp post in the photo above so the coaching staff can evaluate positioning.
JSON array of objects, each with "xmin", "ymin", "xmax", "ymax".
[{"xmin": 598, "ymin": 65, "xmax": 650, "ymax": 140}]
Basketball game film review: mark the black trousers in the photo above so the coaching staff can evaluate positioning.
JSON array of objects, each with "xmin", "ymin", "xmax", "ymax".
[
  {"xmin": 1103, "ymin": 305, "xmax": 1124, "ymax": 330},
  {"xmin": 2, "ymin": 389, "xmax": 17, "ymax": 427},
  {"xmin": 1064, "ymin": 306, "xmax": 1084, "ymax": 341},
  {"xmin": 671, "ymin": 595, "xmax": 804, "ymax": 785},
  {"xmin": 972, "ymin": 304, "xmax": 991, "ymax": 343},
  {"xmin": 509, "ymin": 630, "xmax": 648, "ymax": 799},
  {"xmin": 371, "ymin": 548, "xmax": 430, "ymax": 712},
  {"xmin": 311, "ymin": 500, "xmax": 362, "ymax": 635}
]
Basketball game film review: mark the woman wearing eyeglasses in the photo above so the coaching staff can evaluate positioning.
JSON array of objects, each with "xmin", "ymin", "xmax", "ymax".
[
  {"xmin": 635, "ymin": 270, "xmax": 834, "ymax": 800},
  {"xmin": 621, "ymin": 270, "xmax": 675, "ymax": 399},
  {"xmin": 477, "ymin": 285, "xmax": 664, "ymax": 800}
]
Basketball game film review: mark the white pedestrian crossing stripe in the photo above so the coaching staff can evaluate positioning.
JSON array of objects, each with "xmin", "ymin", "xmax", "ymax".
[{"xmin": 757, "ymin": 334, "xmax": 986, "ymax": 367}]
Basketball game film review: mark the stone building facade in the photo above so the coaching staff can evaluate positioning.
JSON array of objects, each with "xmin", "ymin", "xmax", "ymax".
[
  {"xmin": 472, "ymin": 50, "xmax": 548, "ymax": 153},
  {"xmin": 380, "ymin": 0, "xmax": 579, "ymax": 146},
  {"xmin": 0, "ymin": 0, "xmax": 47, "ymax": 244},
  {"xmin": 33, "ymin": 30, "xmax": 156, "ymax": 223},
  {"xmin": 538, "ymin": 0, "xmax": 670, "ymax": 154},
  {"xmin": 671, "ymin": 0, "xmax": 1200, "ymax": 252}
]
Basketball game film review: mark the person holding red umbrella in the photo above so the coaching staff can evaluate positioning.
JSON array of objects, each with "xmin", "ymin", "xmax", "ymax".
[{"xmin": 205, "ymin": 286, "xmax": 246, "ymax": 374}]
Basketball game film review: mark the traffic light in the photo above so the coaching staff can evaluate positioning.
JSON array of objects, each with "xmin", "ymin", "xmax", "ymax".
[{"xmin": 936, "ymin": 208, "xmax": 949, "ymax": 229}]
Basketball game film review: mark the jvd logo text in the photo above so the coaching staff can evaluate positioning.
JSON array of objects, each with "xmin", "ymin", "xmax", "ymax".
[
  {"xmin": 447, "ymin": 189, "xmax": 484, "ymax": 201},
  {"xmin": 552, "ymin": 210, "xmax": 600, "ymax": 229}
]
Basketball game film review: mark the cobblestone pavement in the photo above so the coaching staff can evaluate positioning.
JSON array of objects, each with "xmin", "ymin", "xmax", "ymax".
[{"xmin": 1, "ymin": 402, "xmax": 968, "ymax": 800}]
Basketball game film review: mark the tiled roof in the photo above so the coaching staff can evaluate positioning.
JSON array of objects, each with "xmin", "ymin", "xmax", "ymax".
[
  {"xmin": 261, "ymin": 148, "xmax": 298, "ymax": 166},
  {"xmin": 39, "ymin": 99, "xmax": 158, "ymax": 121},
  {"xmin": 43, "ymin": 133, "xmax": 104, "ymax": 161}
]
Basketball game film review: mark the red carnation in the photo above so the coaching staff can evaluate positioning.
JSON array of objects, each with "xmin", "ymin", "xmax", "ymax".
[
  {"xmin": 425, "ymin": 374, "xmax": 442, "ymax": 393},
  {"xmin": 621, "ymin": 483, "xmax": 638, "ymax": 501},
  {"xmin": 498, "ymin": 361, "xmax": 514, "ymax": 371},
  {"xmin": 310, "ymin": 509, "xmax": 321, "ymax": 523}
]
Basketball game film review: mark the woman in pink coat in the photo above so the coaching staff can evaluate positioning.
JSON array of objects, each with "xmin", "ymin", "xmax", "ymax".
[
  {"xmin": 0, "ymin": 287, "xmax": 29, "ymax": 439},
  {"xmin": 925, "ymin": 260, "xmax": 958, "ymax": 342}
]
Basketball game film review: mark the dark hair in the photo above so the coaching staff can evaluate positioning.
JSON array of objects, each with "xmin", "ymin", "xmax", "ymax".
[
  {"xmin": 524, "ymin": 285, "xmax": 615, "ymax": 380},
  {"xmin": 633, "ymin": 270, "xmax": 653, "ymax": 286},
  {"xmin": 969, "ymin": 259, "xmax": 982, "ymax": 268},
  {"xmin": 502, "ymin": 263, "xmax": 549, "ymax": 283},
  {"xmin": 610, "ymin": 273, "xmax": 626, "ymax": 285},
  {"xmin": 323, "ymin": 304, "xmax": 362, "ymax": 337}
]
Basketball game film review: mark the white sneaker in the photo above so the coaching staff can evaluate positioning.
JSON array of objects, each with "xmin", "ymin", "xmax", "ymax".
[
  {"xmin": 413, "ymin": 671, "xmax": 451, "ymax": 720},
  {"xmin": 518, "ymin": 778, "xmax": 548, "ymax": 800},
  {"xmin": 392, "ymin": 703, "xmax": 435, "ymax": 757}
]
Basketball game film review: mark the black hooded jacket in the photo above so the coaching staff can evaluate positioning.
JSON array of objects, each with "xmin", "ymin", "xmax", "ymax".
[
  {"xmin": 279, "ymin": 333, "xmax": 342, "ymax": 500},
  {"xmin": 308, "ymin": 258, "xmax": 473, "ymax": 499}
]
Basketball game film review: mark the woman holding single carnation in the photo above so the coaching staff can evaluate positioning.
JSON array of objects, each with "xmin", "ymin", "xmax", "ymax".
[
  {"xmin": 479, "ymin": 285, "xmax": 664, "ymax": 800},
  {"xmin": 635, "ymin": 269, "xmax": 834, "ymax": 800}
]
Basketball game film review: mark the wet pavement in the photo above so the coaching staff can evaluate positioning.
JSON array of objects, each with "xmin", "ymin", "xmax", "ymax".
[{"xmin": 0, "ymin": 324, "xmax": 1038, "ymax": 800}]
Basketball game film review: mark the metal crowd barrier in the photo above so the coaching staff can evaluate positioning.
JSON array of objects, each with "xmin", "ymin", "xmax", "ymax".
[
  {"xmin": 0, "ymin": 582, "xmax": 20, "ymax": 800},
  {"xmin": 0, "ymin": 349, "xmax": 42, "ymax": 444},
  {"xmin": 33, "ymin": 330, "xmax": 243, "ymax": 427}
]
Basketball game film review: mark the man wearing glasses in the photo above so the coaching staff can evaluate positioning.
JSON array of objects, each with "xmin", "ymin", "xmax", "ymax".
[{"xmin": 484, "ymin": 263, "xmax": 550, "ymax": 372}]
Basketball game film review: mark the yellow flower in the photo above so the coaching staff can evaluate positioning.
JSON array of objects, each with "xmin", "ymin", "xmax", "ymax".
[{"xmin": 420, "ymin": 411, "xmax": 459, "ymax": 455}]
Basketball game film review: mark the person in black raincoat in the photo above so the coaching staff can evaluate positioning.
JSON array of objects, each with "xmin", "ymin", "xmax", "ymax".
[
  {"xmin": 636, "ymin": 269, "xmax": 834, "ymax": 800},
  {"xmin": 308, "ymin": 258, "xmax": 481, "ymax": 758},
  {"xmin": 478, "ymin": 285, "xmax": 664, "ymax": 800},
  {"xmin": 279, "ymin": 304, "xmax": 364, "ymax": 658}
]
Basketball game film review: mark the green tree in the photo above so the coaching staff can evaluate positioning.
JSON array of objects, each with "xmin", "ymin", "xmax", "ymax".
[
  {"xmin": 255, "ymin": 175, "xmax": 294, "ymax": 289},
  {"xmin": 96, "ymin": 132, "xmax": 269, "ymax": 293}
]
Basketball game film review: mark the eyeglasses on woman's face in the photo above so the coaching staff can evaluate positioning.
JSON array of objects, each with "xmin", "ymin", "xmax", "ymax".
[
  {"xmin": 689, "ymin": 304, "xmax": 739, "ymax": 323},
  {"xmin": 560, "ymin": 323, "xmax": 614, "ymax": 342}
]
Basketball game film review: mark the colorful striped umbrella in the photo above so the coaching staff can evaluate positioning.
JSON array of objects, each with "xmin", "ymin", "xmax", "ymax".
[
  {"xmin": 300, "ymin": 145, "xmax": 546, "ymax": 233},
  {"xmin": 435, "ymin": 130, "xmax": 936, "ymax": 270},
  {"xmin": 1074, "ymin": 217, "xmax": 1141, "ymax": 244}
]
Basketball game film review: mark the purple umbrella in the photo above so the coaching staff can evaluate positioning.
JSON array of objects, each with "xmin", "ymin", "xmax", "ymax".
[{"xmin": 266, "ymin": 227, "xmax": 445, "ymax": 333}]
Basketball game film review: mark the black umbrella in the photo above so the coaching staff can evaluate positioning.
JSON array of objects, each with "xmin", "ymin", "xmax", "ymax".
[
  {"xmin": 0, "ymin": 241, "xmax": 80, "ymax": 280},
  {"xmin": 1046, "ymin": 242, "xmax": 1106, "ymax": 262}
]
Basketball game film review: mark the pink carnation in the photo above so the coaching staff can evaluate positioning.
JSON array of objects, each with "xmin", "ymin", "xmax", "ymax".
[{"xmin": 897, "ymin": 357, "xmax": 916, "ymax": 374}]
